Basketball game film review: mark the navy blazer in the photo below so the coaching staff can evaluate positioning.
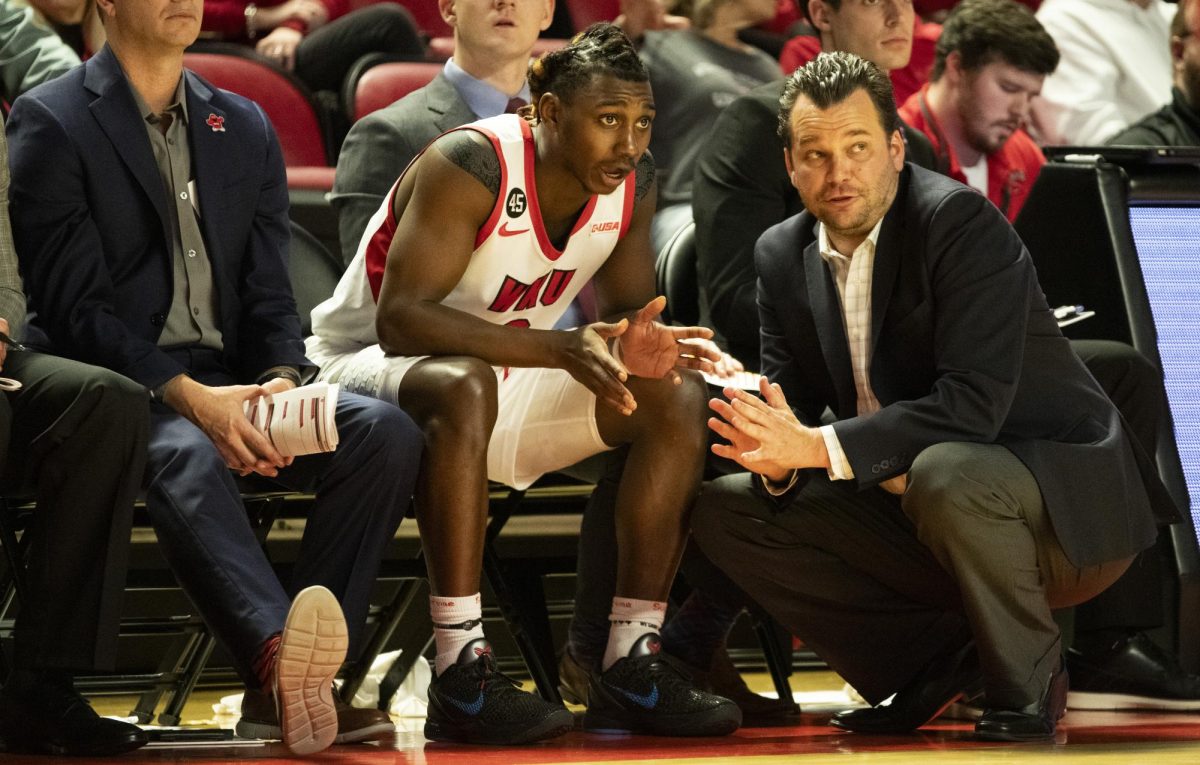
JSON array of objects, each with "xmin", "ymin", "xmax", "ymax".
[
  {"xmin": 755, "ymin": 164, "xmax": 1173, "ymax": 567},
  {"xmin": 6, "ymin": 45, "xmax": 311, "ymax": 389}
]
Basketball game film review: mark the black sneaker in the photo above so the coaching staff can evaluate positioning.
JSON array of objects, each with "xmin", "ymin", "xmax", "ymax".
[
  {"xmin": 424, "ymin": 639, "xmax": 574, "ymax": 745},
  {"xmin": 583, "ymin": 633, "xmax": 742, "ymax": 736}
]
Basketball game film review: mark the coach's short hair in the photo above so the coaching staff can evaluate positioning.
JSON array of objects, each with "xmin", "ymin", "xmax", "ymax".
[{"xmin": 777, "ymin": 51, "xmax": 901, "ymax": 146}]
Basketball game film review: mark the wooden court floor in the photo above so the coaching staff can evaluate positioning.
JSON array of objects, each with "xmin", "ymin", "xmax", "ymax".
[{"xmin": 15, "ymin": 670, "xmax": 1199, "ymax": 764}]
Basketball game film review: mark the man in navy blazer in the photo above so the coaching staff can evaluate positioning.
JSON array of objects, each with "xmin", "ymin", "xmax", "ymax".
[
  {"xmin": 694, "ymin": 52, "xmax": 1176, "ymax": 742},
  {"xmin": 6, "ymin": 0, "xmax": 422, "ymax": 754}
]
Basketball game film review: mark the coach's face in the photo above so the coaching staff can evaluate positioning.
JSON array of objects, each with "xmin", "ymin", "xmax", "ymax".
[
  {"xmin": 99, "ymin": 0, "xmax": 203, "ymax": 50},
  {"xmin": 783, "ymin": 87, "xmax": 904, "ymax": 253}
]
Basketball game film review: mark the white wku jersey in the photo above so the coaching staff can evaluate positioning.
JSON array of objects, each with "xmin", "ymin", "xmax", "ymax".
[{"xmin": 310, "ymin": 113, "xmax": 636, "ymax": 349}]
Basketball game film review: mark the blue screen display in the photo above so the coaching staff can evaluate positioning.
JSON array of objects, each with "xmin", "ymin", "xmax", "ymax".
[{"xmin": 1129, "ymin": 206, "xmax": 1200, "ymax": 537}]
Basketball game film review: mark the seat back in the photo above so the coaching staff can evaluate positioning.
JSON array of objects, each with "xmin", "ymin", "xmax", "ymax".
[
  {"xmin": 184, "ymin": 47, "xmax": 329, "ymax": 166},
  {"xmin": 348, "ymin": 59, "xmax": 443, "ymax": 122},
  {"xmin": 288, "ymin": 221, "xmax": 344, "ymax": 335},
  {"xmin": 655, "ymin": 220, "xmax": 700, "ymax": 327},
  {"xmin": 563, "ymin": 0, "xmax": 620, "ymax": 29}
]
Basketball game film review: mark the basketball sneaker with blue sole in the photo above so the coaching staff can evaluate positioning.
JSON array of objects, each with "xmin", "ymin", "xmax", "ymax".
[
  {"xmin": 424, "ymin": 639, "xmax": 574, "ymax": 745},
  {"xmin": 583, "ymin": 633, "xmax": 742, "ymax": 736}
]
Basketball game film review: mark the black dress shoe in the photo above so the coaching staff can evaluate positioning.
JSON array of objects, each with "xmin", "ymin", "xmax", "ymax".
[
  {"xmin": 975, "ymin": 661, "xmax": 1068, "ymax": 742},
  {"xmin": 0, "ymin": 672, "xmax": 149, "ymax": 756},
  {"xmin": 1067, "ymin": 631, "xmax": 1200, "ymax": 711},
  {"xmin": 831, "ymin": 640, "xmax": 980, "ymax": 734}
]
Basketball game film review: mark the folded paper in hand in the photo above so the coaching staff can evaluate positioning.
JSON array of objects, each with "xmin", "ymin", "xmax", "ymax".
[{"xmin": 244, "ymin": 382, "xmax": 340, "ymax": 457}]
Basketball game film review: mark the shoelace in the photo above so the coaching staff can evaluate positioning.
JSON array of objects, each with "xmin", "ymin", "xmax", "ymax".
[{"xmin": 468, "ymin": 654, "xmax": 523, "ymax": 694}]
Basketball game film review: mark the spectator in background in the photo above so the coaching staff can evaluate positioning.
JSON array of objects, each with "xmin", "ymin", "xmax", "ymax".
[
  {"xmin": 639, "ymin": 0, "xmax": 779, "ymax": 217},
  {"xmin": 1109, "ymin": 0, "xmax": 1200, "ymax": 146},
  {"xmin": 0, "ymin": 114, "xmax": 150, "ymax": 758},
  {"xmin": 22, "ymin": 0, "xmax": 105, "ymax": 57},
  {"xmin": 0, "ymin": 0, "xmax": 80, "ymax": 101},
  {"xmin": 898, "ymin": 0, "xmax": 1056, "ymax": 222},
  {"xmin": 333, "ymin": 0, "xmax": 554, "ymax": 262},
  {"xmin": 780, "ymin": 0, "xmax": 940, "ymax": 107},
  {"xmin": 6, "ymin": 0, "xmax": 425, "ymax": 752},
  {"xmin": 1033, "ymin": 0, "xmax": 1174, "ymax": 144},
  {"xmin": 199, "ymin": 0, "xmax": 424, "ymax": 125}
]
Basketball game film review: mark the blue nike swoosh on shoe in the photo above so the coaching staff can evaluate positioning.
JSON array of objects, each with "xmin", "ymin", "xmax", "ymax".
[
  {"xmin": 616, "ymin": 684, "xmax": 659, "ymax": 709},
  {"xmin": 445, "ymin": 692, "xmax": 485, "ymax": 716}
]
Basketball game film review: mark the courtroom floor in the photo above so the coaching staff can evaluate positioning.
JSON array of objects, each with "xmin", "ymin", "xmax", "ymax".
[{"xmin": 15, "ymin": 670, "xmax": 1200, "ymax": 764}]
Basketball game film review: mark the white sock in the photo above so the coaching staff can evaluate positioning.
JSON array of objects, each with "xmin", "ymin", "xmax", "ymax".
[
  {"xmin": 431, "ymin": 593, "xmax": 485, "ymax": 676},
  {"xmin": 602, "ymin": 596, "xmax": 667, "ymax": 671}
]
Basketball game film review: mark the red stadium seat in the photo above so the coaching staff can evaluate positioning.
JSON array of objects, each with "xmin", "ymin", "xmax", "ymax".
[
  {"xmin": 349, "ymin": 60, "xmax": 444, "ymax": 122},
  {"xmin": 564, "ymin": 0, "xmax": 620, "ymax": 29},
  {"xmin": 184, "ymin": 47, "xmax": 330, "ymax": 167}
]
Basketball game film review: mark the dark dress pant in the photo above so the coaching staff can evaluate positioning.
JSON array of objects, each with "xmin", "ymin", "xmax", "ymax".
[
  {"xmin": 692, "ymin": 442, "xmax": 1132, "ymax": 709},
  {"xmin": 0, "ymin": 352, "xmax": 148, "ymax": 672},
  {"xmin": 143, "ymin": 364, "xmax": 422, "ymax": 687}
]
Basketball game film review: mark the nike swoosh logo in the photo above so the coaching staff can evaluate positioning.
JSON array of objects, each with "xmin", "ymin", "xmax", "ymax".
[
  {"xmin": 445, "ymin": 692, "xmax": 485, "ymax": 716},
  {"xmin": 499, "ymin": 222, "xmax": 529, "ymax": 237},
  {"xmin": 616, "ymin": 684, "xmax": 659, "ymax": 710}
]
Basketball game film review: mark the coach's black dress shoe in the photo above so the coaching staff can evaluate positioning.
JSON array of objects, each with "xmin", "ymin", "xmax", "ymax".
[
  {"xmin": 1067, "ymin": 631, "xmax": 1200, "ymax": 711},
  {"xmin": 0, "ymin": 671, "xmax": 149, "ymax": 756},
  {"xmin": 831, "ymin": 640, "xmax": 980, "ymax": 734},
  {"xmin": 975, "ymin": 661, "xmax": 1069, "ymax": 742}
]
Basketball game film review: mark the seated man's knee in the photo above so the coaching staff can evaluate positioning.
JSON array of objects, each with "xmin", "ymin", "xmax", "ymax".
[
  {"xmin": 902, "ymin": 442, "xmax": 993, "ymax": 529},
  {"xmin": 405, "ymin": 357, "xmax": 497, "ymax": 450},
  {"xmin": 630, "ymin": 369, "xmax": 708, "ymax": 436},
  {"xmin": 91, "ymin": 369, "xmax": 151, "ymax": 434},
  {"xmin": 147, "ymin": 424, "xmax": 227, "ymax": 479}
]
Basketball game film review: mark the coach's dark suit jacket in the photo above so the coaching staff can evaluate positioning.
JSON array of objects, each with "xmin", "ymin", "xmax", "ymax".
[
  {"xmin": 6, "ymin": 45, "xmax": 311, "ymax": 389},
  {"xmin": 331, "ymin": 71, "xmax": 476, "ymax": 262},
  {"xmin": 755, "ymin": 164, "xmax": 1175, "ymax": 568}
]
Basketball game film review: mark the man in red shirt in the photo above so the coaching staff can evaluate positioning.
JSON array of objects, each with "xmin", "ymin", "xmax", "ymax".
[
  {"xmin": 779, "ymin": 0, "xmax": 940, "ymax": 105},
  {"xmin": 898, "ymin": 0, "xmax": 1056, "ymax": 221}
]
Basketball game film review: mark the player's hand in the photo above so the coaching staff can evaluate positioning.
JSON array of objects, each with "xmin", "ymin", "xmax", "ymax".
[
  {"xmin": 617, "ymin": 296, "xmax": 718, "ymax": 383},
  {"xmin": 682, "ymin": 338, "xmax": 743, "ymax": 380},
  {"xmin": 164, "ymin": 376, "xmax": 289, "ymax": 477},
  {"xmin": 557, "ymin": 320, "xmax": 637, "ymax": 415}
]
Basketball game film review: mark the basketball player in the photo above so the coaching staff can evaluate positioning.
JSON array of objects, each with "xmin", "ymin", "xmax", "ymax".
[{"xmin": 307, "ymin": 23, "xmax": 741, "ymax": 744}]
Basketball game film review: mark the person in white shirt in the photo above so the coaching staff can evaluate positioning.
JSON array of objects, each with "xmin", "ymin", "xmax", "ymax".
[{"xmin": 1033, "ymin": 0, "xmax": 1175, "ymax": 145}]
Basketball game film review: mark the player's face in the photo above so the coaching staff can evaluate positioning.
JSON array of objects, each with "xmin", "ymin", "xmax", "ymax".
[
  {"xmin": 101, "ymin": 0, "xmax": 203, "ymax": 50},
  {"xmin": 556, "ymin": 75, "xmax": 655, "ymax": 196},
  {"xmin": 442, "ymin": 0, "xmax": 553, "ymax": 60},
  {"xmin": 956, "ymin": 60, "xmax": 1044, "ymax": 155},
  {"xmin": 810, "ymin": 0, "xmax": 914, "ymax": 72},
  {"xmin": 783, "ymin": 88, "xmax": 905, "ymax": 251}
]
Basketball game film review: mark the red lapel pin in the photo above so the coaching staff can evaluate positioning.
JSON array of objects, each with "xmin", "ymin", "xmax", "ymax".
[{"xmin": 206, "ymin": 113, "xmax": 226, "ymax": 132}]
